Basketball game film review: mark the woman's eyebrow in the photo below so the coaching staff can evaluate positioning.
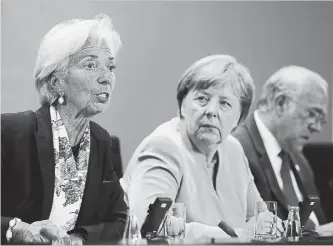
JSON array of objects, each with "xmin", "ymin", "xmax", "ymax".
[
  {"xmin": 81, "ymin": 54, "xmax": 98, "ymax": 60},
  {"xmin": 195, "ymin": 90, "xmax": 211, "ymax": 96},
  {"xmin": 218, "ymin": 95, "xmax": 233, "ymax": 101},
  {"xmin": 74, "ymin": 55, "xmax": 96, "ymax": 64},
  {"xmin": 77, "ymin": 55, "xmax": 115, "ymax": 64},
  {"xmin": 80, "ymin": 54, "xmax": 114, "ymax": 60}
]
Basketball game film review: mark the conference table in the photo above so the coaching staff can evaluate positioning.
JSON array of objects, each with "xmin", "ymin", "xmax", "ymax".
[
  {"xmin": 208, "ymin": 236, "xmax": 333, "ymax": 245},
  {"xmin": 96, "ymin": 235, "xmax": 333, "ymax": 245}
]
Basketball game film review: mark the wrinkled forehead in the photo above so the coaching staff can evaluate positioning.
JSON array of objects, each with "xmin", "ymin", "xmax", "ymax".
[
  {"xmin": 198, "ymin": 79, "xmax": 244, "ymax": 103},
  {"xmin": 85, "ymin": 29, "xmax": 114, "ymax": 52},
  {"xmin": 192, "ymin": 81, "xmax": 233, "ymax": 93},
  {"xmin": 69, "ymin": 38, "xmax": 114, "ymax": 66}
]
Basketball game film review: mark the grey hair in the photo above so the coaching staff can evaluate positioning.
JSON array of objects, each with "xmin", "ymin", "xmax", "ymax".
[
  {"xmin": 34, "ymin": 14, "xmax": 122, "ymax": 105},
  {"xmin": 257, "ymin": 65, "xmax": 328, "ymax": 111},
  {"xmin": 176, "ymin": 55, "xmax": 255, "ymax": 125}
]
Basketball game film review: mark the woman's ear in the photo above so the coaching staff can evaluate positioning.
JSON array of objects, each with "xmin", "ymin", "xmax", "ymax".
[
  {"xmin": 180, "ymin": 101, "xmax": 186, "ymax": 119},
  {"xmin": 49, "ymin": 74, "xmax": 63, "ymax": 95}
]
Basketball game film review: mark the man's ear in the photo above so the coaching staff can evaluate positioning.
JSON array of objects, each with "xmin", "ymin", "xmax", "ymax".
[{"xmin": 274, "ymin": 94, "xmax": 290, "ymax": 117}]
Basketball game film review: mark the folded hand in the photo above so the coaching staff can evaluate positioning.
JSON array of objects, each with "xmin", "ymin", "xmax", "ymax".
[
  {"xmin": 164, "ymin": 215, "xmax": 185, "ymax": 236},
  {"xmin": 243, "ymin": 212, "xmax": 284, "ymax": 238},
  {"xmin": 316, "ymin": 222, "xmax": 333, "ymax": 237},
  {"xmin": 11, "ymin": 220, "xmax": 54, "ymax": 244},
  {"xmin": 11, "ymin": 219, "xmax": 80, "ymax": 245}
]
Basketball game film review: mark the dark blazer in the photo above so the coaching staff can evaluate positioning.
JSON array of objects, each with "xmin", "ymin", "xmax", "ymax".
[
  {"xmin": 109, "ymin": 136, "xmax": 123, "ymax": 179},
  {"xmin": 232, "ymin": 113, "xmax": 327, "ymax": 224},
  {"xmin": 1, "ymin": 105, "xmax": 127, "ymax": 244}
]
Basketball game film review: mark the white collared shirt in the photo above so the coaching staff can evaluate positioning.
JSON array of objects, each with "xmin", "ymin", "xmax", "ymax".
[{"xmin": 254, "ymin": 110, "xmax": 319, "ymax": 227}]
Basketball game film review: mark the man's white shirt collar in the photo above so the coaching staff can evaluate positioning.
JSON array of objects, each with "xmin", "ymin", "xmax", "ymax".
[{"xmin": 254, "ymin": 110, "xmax": 281, "ymax": 160}]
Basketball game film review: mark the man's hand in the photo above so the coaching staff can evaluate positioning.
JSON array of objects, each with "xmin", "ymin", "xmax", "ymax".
[
  {"xmin": 275, "ymin": 217, "xmax": 285, "ymax": 237},
  {"xmin": 316, "ymin": 222, "xmax": 333, "ymax": 237},
  {"xmin": 68, "ymin": 234, "xmax": 84, "ymax": 245},
  {"xmin": 164, "ymin": 215, "xmax": 185, "ymax": 237}
]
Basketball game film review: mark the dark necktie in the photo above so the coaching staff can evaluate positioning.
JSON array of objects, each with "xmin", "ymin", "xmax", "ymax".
[{"xmin": 279, "ymin": 150, "xmax": 299, "ymax": 206}]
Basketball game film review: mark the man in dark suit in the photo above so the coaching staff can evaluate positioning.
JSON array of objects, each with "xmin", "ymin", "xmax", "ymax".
[{"xmin": 233, "ymin": 65, "xmax": 333, "ymax": 235}]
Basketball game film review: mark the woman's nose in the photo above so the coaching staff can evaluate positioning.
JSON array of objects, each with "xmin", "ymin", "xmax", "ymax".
[
  {"xmin": 97, "ymin": 68, "xmax": 114, "ymax": 86},
  {"xmin": 205, "ymin": 101, "xmax": 218, "ymax": 118},
  {"xmin": 308, "ymin": 120, "xmax": 322, "ymax": 133}
]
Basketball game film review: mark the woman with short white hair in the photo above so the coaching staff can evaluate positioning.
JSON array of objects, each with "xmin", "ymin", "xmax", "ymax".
[{"xmin": 1, "ymin": 14, "xmax": 126, "ymax": 245}]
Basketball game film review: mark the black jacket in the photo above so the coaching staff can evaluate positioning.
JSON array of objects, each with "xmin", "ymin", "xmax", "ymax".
[
  {"xmin": 1, "ymin": 105, "xmax": 127, "ymax": 244},
  {"xmin": 233, "ymin": 113, "xmax": 327, "ymax": 224}
]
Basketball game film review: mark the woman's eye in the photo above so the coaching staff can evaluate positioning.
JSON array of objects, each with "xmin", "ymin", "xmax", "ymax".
[
  {"xmin": 84, "ymin": 61, "xmax": 97, "ymax": 69},
  {"xmin": 196, "ymin": 96, "xmax": 208, "ymax": 105},
  {"xmin": 220, "ymin": 100, "xmax": 232, "ymax": 108},
  {"xmin": 108, "ymin": 65, "xmax": 116, "ymax": 72},
  {"xmin": 307, "ymin": 109, "xmax": 317, "ymax": 119}
]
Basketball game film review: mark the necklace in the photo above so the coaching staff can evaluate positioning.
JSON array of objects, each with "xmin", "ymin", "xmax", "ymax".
[{"xmin": 207, "ymin": 155, "xmax": 218, "ymax": 168}]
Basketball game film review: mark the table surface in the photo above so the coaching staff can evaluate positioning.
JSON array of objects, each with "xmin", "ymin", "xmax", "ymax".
[
  {"xmin": 206, "ymin": 236, "xmax": 333, "ymax": 245},
  {"xmin": 99, "ymin": 236, "xmax": 333, "ymax": 245}
]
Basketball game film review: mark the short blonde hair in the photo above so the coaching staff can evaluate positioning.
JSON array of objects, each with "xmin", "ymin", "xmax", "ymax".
[
  {"xmin": 177, "ymin": 55, "xmax": 255, "ymax": 124},
  {"xmin": 34, "ymin": 14, "xmax": 122, "ymax": 105},
  {"xmin": 257, "ymin": 65, "xmax": 328, "ymax": 111}
]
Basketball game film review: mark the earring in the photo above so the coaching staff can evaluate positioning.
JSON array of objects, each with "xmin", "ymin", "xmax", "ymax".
[{"xmin": 58, "ymin": 94, "xmax": 64, "ymax": 105}]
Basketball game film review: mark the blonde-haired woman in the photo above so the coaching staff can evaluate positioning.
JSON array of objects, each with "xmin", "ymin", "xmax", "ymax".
[{"xmin": 122, "ymin": 55, "xmax": 284, "ymax": 242}]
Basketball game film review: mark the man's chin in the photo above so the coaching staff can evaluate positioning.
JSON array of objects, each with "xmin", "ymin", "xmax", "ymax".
[{"xmin": 292, "ymin": 143, "xmax": 305, "ymax": 153}]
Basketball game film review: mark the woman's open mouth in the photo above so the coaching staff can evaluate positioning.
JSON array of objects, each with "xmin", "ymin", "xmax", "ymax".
[{"xmin": 95, "ymin": 92, "xmax": 110, "ymax": 103}]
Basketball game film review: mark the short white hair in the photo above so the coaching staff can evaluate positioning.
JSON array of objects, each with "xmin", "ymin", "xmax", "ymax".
[
  {"xmin": 257, "ymin": 65, "xmax": 328, "ymax": 111},
  {"xmin": 34, "ymin": 14, "xmax": 122, "ymax": 105}
]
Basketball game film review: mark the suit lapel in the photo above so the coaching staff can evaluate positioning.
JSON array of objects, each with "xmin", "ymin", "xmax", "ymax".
[
  {"xmin": 35, "ymin": 105, "xmax": 55, "ymax": 219},
  {"xmin": 245, "ymin": 113, "xmax": 288, "ymax": 211},
  {"xmin": 35, "ymin": 107, "xmax": 103, "ymax": 225},
  {"xmin": 290, "ymin": 153, "xmax": 327, "ymax": 224},
  {"xmin": 259, "ymin": 153, "xmax": 288, "ymax": 211},
  {"xmin": 76, "ymin": 124, "xmax": 102, "ymax": 226},
  {"xmin": 290, "ymin": 153, "xmax": 316, "ymax": 196}
]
